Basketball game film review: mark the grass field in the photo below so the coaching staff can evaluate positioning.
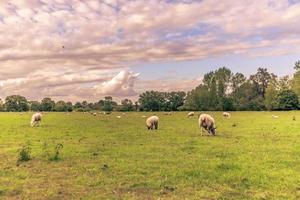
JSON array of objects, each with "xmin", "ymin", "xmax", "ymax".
[{"xmin": 0, "ymin": 111, "xmax": 299, "ymax": 200}]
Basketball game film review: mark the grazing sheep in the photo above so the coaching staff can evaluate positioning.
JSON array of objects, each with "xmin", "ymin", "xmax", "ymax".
[
  {"xmin": 92, "ymin": 112, "xmax": 97, "ymax": 116},
  {"xmin": 31, "ymin": 112, "xmax": 42, "ymax": 127},
  {"xmin": 199, "ymin": 114, "xmax": 216, "ymax": 135},
  {"xmin": 116, "ymin": 116, "xmax": 121, "ymax": 119},
  {"xmin": 272, "ymin": 115, "xmax": 279, "ymax": 119},
  {"xmin": 146, "ymin": 116, "xmax": 159, "ymax": 130},
  {"xmin": 223, "ymin": 112, "xmax": 230, "ymax": 118},
  {"xmin": 122, "ymin": 112, "xmax": 126, "ymax": 115},
  {"xmin": 187, "ymin": 112, "xmax": 195, "ymax": 118}
]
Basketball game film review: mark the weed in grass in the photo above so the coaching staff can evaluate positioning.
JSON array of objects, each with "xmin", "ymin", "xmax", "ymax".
[
  {"xmin": 17, "ymin": 142, "xmax": 31, "ymax": 163},
  {"xmin": 42, "ymin": 142, "xmax": 64, "ymax": 161}
]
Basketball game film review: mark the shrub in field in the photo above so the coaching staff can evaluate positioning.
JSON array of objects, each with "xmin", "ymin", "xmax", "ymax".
[
  {"xmin": 42, "ymin": 142, "xmax": 64, "ymax": 161},
  {"xmin": 18, "ymin": 144, "xmax": 31, "ymax": 162}
]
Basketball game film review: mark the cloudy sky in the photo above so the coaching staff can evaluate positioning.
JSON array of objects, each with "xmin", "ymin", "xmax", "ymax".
[{"xmin": 0, "ymin": 0, "xmax": 300, "ymax": 102}]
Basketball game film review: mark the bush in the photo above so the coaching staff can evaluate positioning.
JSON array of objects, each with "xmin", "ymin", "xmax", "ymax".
[
  {"xmin": 18, "ymin": 144, "xmax": 31, "ymax": 162},
  {"xmin": 42, "ymin": 142, "xmax": 64, "ymax": 161}
]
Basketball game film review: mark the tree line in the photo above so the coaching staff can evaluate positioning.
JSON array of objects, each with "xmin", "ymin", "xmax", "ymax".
[{"xmin": 1, "ymin": 61, "xmax": 300, "ymax": 112}]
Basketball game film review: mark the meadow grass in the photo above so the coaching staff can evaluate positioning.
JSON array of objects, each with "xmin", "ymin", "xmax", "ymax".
[{"xmin": 0, "ymin": 111, "xmax": 299, "ymax": 199}]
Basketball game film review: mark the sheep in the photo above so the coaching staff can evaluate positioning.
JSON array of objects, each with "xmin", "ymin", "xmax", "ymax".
[
  {"xmin": 92, "ymin": 112, "xmax": 97, "ymax": 116},
  {"xmin": 31, "ymin": 112, "xmax": 42, "ymax": 127},
  {"xmin": 146, "ymin": 116, "xmax": 159, "ymax": 130},
  {"xmin": 272, "ymin": 115, "xmax": 279, "ymax": 119},
  {"xmin": 116, "ymin": 116, "xmax": 121, "ymax": 119},
  {"xmin": 223, "ymin": 112, "xmax": 230, "ymax": 118},
  {"xmin": 187, "ymin": 112, "xmax": 195, "ymax": 118},
  {"xmin": 142, "ymin": 115, "xmax": 147, "ymax": 118},
  {"xmin": 199, "ymin": 114, "xmax": 216, "ymax": 136}
]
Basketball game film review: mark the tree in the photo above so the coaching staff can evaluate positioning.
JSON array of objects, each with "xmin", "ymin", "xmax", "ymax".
[
  {"xmin": 5, "ymin": 95, "xmax": 29, "ymax": 112},
  {"xmin": 103, "ymin": 96, "xmax": 117, "ymax": 112},
  {"xmin": 138, "ymin": 91, "xmax": 166, "ymax": 111},
  {"xmin": 249, "ymin": 68, "xmax": 276, "ymax": 98},
  {"xmin": 274, "ymin": 90, "xmax": 299, "ymax": 110},
  {"xmin": 120, "ymin": 99, "xmax": 134, "ymax": 111},
  {"xmin": 54, "ymin": 100, "xmax": 67, "ymax": 112},
  {"xmin": 166, "ymin": 91, "xmax": 186, "ymax": 111},
  {"xmin": 29, "ymin": 101, "xmax": 41, "ymax": 111},
  {"xmin": 0, "ymin": 98, "xmax": 5, "ymax": 111},
  {"xmin": 264, "ymin": 79, "xmax": 278, "ymax": 110},
  {"xmin": 40, "ymin": 97, "xmax": 55, "ymax": 111},
  {"xmin": 294, "ymin": 60, "xmax": 300, "ymax": 70},
  {"xmin": 66, "ymin": 102, "xmax": 73, "ymax": 112}
]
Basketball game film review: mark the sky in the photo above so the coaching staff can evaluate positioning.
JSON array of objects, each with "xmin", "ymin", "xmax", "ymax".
[{"xmin": 0, "ymin": 0, "xmax": 300, "ymax": 102}]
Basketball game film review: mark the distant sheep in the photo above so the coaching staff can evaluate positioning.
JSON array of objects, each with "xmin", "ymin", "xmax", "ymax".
[
  {"xmin": 223, "ymin": 112, "xmax": 230, "ymax": 118},
  {"xmin": 142, "ymin": 115, "xmax": 147, "ymax": 118},
  {"xmin": 31, "ymin": 112, "xmax": 42, "ymax": 127},
  {"xmin": 187, "ymin": 112, "xmax": 195, "ymax": 118},
  {"xmin": 92, "ymin": 112, "xmax": 97, "ymax": 116},
  {"xmin": 146, "ymin": 116, "xmax": 159, "ymax": 130},
  {"xmin": 199, "ymin": 114, "xmax": 216, "ymax": 135},
  {"xmin": 272, "ymin": 115, "xmax": 279, "ymax": 119},
  {"xmin": 116, "ymin": 116, "xmax": 121, "ymax": 119}
]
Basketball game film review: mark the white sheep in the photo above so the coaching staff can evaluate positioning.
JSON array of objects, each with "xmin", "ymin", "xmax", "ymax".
[
  {"xmin": 223, "ymin": 112, "xmax": 230, "ymax": 118},
  {"xmin": 116, "ymin": 116, "xmax": 121, "ymax": 119},
  {"xmin": 31, "ymin": 112, "xmax": 42, "ymax": 127},
  {"xmin": 272, "ymin": 115, "xmax": 279, "ymax": 119},
  {"xmin": 187, "ymin": 112, "xmax": 195, "ymax": 118},
  {"xmin": 146, "ymin": 116, "xmax": 159, "ymax": 130},
  {"xmin": 199, "ymin": 114, "xmax": 216, "ymax": 135},
  {"xmin": 142, "ymin": 115, "xmax": 147, "ymax": 118}
]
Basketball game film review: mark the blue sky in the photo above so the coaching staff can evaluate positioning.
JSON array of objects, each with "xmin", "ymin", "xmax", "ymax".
[{"xmin": 133, "ymin": 54, "xmax": 300, "ymax": 80}]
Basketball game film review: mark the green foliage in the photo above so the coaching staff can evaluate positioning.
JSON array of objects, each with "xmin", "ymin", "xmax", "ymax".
[
  {"xmin": 103, "ymin": 96, "xmax": 117, "ymax": 112},
  {"xmin": 119, "ymin": 98, "xmax": 134, "ymax": 111},
  {"xmin": 40, "ymin": 97, "xmax": 55, "ymax": 111},
  {"xmin": 18, "ymin": 143, "xmax": 31, "ymax": 162},
  {"xmin": 29, "ymin": 101, "xmax": 41, "ymax": 111},
  {"xmin": 42, "ymin": 142, "xmax": 64, "ymax": 161},
  {"xmin": 54, "ymin": 100, "xmax": 68, "ymax": 112},
  {"xmin": 274, "ymin": 90, "xmax": 299, "ymax": 110},
  {"xmin": 5, "ymin": 95, "xmax": 29, "ymax": 112},
  {"xmin": 138, "ymin": 91, "xmax": 186, "ymax": 111}
]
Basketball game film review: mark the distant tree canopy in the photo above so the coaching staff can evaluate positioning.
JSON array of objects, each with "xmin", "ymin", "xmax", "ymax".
[
  {"xmin": 5, "ymin": 95, "xmax": 29, "ymax": 112},
  {"xmin": 138, "ymin": 91, "xmax": 186, "ymax": 111},
  {"xmin": 0, "ymin": 62, "xmax": 300, "ymax": 112}
]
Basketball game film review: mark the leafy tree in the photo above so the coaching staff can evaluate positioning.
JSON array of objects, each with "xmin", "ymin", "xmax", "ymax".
[
  {"xmin": 40, "ymin": 97, "xmax": 55, "ymax": 111},
  {"xmin": 139, "ymin": 91, "xmax": 166, "ymax": 111},
  {"xmin": 249, "ymin": 68, "xmax": 276, "ymax": 98},
  {"xmin": 294, "ymin": 60, "xmax": 300, "ymax": 70},
  {"xmin": 120, "ymin": 99, "xmax": 134, "ymax": 111},
  {"xmin": 264, "ymin": 80, "xmax": 278, "ymax": 110},
  {"xmin": 103, "ymin": 96, "xmax": 117, "ymax": 112},
  {"xmin": 0, "ymin": 98, "xmax": 5, "ymax": 111},
  {"xmin": 29, "ymin": 101, "xmax": 41, "ymax": 111},
  {"xmin": 274, "ymin": 90, "xmax": 299, "ymax": 110},
  {"xmin": 5, "ymin": 95, "xmax": 29, "ymax": 112},
  {"xmin": 166, "ymin": 91, "xmax": 186, "ymax": 111},
  {"xmin": 54, "ymin": 100, "xmax": 67, "ymax": 112},
  {"xmin": 66, "ymin": 102, "xmax": 73, "ymax": 112}
]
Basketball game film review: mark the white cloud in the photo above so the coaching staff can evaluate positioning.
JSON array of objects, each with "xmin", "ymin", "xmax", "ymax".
[{"xmin": 97, "ymin": 70, "xmax": 140, "ymax": 96}]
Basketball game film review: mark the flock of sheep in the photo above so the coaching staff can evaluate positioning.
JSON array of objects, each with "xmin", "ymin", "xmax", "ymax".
[
  {"xmin": 145, "ymin": 111, "xmax": 232, "ymax": 135},
  {"xmin": 29, "ymin": 111, "xmax": 234, "ymax": 136}
]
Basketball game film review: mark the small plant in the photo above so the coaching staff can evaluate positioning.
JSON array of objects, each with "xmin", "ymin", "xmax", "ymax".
[
  {"xmin": 42, "ymin": 142, "xmax": 64, "ymax": 161},
  {"xmin": 18, "ymin": 144, "xmax": 31, "ymax": 162},
  {"xmin": 51, "ymin": 143, "xmax": 64, "ymax": 161}
]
